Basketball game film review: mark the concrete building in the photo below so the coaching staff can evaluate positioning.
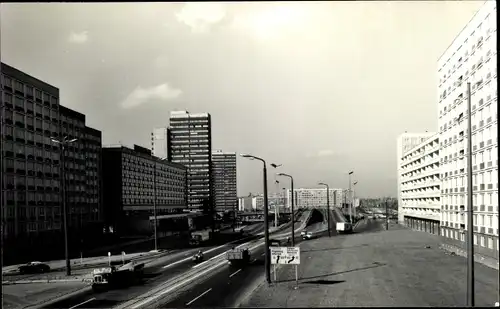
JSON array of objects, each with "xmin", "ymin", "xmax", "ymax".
[
  {"xmin": 167, "ymin": 111, "xmax": 212, "ymax": 212},
  {"xmin": 238, "ymin": 195, "xmax": 254, "ymax": 211},
  {"xmin": 286, "ymin": 188, "xmax": 345, "ymax": 209},
  {"xmin": 102, "ymin": 144, "xmax": 187, "ymax": 235},
  {"xmin": 151, "ymin": 127, "xmax": 168, "ymax": 159},
  {"xmin": 437, "ymin": 1, "xmax": 498, "ymax": 256},
  {"xmin": 399, "ymin": 134, "xmax": 441, "ymax": 235},
  {"xmin": 397, "ymin": 132, "xmax": 437, "ymax": 222},
  {"xmin": 1, "ymin": 63, "xmax": 103, "ymax": 262},
  {"xmin": 211, "ymin": 150, "xmax": 237, "ymax": 213}
]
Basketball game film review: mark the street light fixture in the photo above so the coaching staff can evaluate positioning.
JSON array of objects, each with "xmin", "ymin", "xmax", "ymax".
[
  {"xmin": 277, "ymin": 173, "xmax": 295, "ymax": 246},
  {"xmin": 353, "ymin": 181, "xmax": 358, "ymax": 218},
  {"xmin": 348, "ymin": 171, "xmax": 354, "ymax": 224},
  {"xmin": 271, "ymin": 163, "xmax": 282, "ymax": 228},
  {"xmin": 51, "ymin": 136, "xmax": 78, "ymax": 276},
  {"xmin": 240, "ymin": 153, "xmax": 271, "ymax": 284},
  {"xmin": 318, "ymin": 182, "xmax": 331, "ymax": 237}
]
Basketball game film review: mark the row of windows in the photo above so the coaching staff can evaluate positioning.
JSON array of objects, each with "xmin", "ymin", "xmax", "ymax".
[{"xmin": 2, "ymin": 76, "xmax": 58, "ymax": 105}]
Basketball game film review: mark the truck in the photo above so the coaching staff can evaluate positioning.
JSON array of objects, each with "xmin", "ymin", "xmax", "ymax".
[
  {"xmin": 189, "ymin": 230, "xmax": 211, "ymax": 246},
  {"xmin": 226, "ymin": 248, "xmax": 251, "ymax": 268},
  {"xmin": 91, "ymin": 261, "xmax": 145, "ymax": 291},
  {"xmin": 336, "ymin": 222, "xmax": 353, "ymax": 234}
]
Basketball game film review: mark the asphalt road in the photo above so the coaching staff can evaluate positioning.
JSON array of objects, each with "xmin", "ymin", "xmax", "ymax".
[
  {"xmin": 158, "ymin": 224, "xmax": 333, "ymax": 308},
  {"xmin": 39, "ymin": 217, "xmax": 309, "ymax": 309},
  {"xmin": 40, "ymin": 235, "xmax": 262, "ymax": 309},
  {"xmin": 241, "ymin": 219, "xmax": 499, "ymax": 308}
]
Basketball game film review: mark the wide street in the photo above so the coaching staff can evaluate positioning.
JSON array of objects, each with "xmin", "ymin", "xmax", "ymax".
[
  {"xmin": 35, "ymin": 211, "xmax": 312, "ymax": 309},
  {"xmin": 239, "ymin": 219, "xmax": 499, "ymax": 308}
]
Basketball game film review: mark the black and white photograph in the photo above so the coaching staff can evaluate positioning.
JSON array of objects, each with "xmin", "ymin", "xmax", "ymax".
[{"xmin": 0, "ymin": 1, "xmax": 498, "ymax": 308}]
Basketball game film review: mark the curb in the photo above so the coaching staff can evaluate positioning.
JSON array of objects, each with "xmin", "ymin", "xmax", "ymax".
[{"xmin": 439, "ymin": 243, "xmax": 499, "ymax": 270}]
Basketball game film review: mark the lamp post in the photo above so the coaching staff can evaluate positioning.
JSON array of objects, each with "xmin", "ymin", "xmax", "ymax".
[
  {"xmin": 318, "ymin": 182, "xmax": 331, "ymax": 237},
  {"xmin": 348, "ymin": 171, "xmax": 354, "ymax": 223},
  {"xmin": 271, "ymin": 163, "xmax": 282, "ymax": 228},
  {"xmin": 277, "ymin": 173, "xmax": 295, "ymax": 246},
  {"xmin": 241, "ymin": 153, "xmax": 271, "ymax": 284},
  {"xmin": 353, "ymin": 181, "xmax": 358, "ymax": 218},
  {"xmin": 51, "ymin": 136, "xmax": 78, "ymax": 276},
  {"xmin": 465, "ymin": 82, "xmax": 475, "ymax": 307}
]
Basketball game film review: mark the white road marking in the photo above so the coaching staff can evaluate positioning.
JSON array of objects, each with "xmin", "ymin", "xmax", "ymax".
[
  {"xmin": 186, "ymin": 288, "xmax": 212, "ymax": 306},
  {"xmin": 229, "ymin": 269, "xmax": 241, "ymax": 278},
  {"xmin": 163, "ymin": 244, "xmax": 227, "ymax": 269},
  {"xmin": 261, "ymin": 253, "xmax": 265, "ymax": 256},
  {"xmin": 69, "ymin": 297, "xmax": 96, "ymax": 309},
  {"xmin": 132, "ymin": 261, "xmax": 226, "ymax": 309}
]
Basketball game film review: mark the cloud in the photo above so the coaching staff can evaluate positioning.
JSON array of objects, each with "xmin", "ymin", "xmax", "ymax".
[
  {"xmin": 120, "ymin": 83, "xmax": 182, "ymax": 109},
  {"xmin": 68, "ymin": 31, "xmax": 89, "ymax": 44},
  {"xmin": 306, "ymin": 150, "xmax": 338, "ymax": 158},
  {"xmin": 175, "ymin": 3, "xmax": 226, "ymax": 33}
]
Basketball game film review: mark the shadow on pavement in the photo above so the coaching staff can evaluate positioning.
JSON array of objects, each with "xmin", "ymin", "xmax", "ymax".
[
  {"xmin": 303, "ymin": 279, "xmax": 345, "ymax": 285},
  {"xmin": 278, "ymin": 262, "xmax": 387, "ymax": 283},
  {"xmin": 302, "ymin": 244, "xmax": 369, "ymax": 253}
]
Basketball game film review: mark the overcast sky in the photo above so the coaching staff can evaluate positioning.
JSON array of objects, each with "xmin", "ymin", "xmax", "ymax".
[{"xmin": 1, "ymin": 1, "xmax": 485, "ymax": 198}]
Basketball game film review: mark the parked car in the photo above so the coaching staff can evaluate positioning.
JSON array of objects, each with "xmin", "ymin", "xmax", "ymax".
[
  {"xmin": 269, "ymin": 239, "xmax": 281, "ymax": 247},
  {"xmin": 18, "ymin": 261, "xmax": 51, "ymax": 274}
]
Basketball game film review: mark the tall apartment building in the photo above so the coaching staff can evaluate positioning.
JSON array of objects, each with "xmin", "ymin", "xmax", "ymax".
[
  {"xmin": 399, "ymin": 134, "xmax": 441, "ymax": 235},
  {"xmin": 167, "ymin": 111, "xmax": 212, "ymax": 211},
  {"xmin": 1, "ymin": 63, "xmax": 102, "ymax": 262},
  {"xmin": 151, "ymin": 127, "xmax": 168, "ymax": 159},
  {"xmin": 102, "ymin": 144, "xmax": 187, "ymax": 235},
  {"xmin": 437, "ymin": 1, "xmax": 498, "ymax": 256},
  {"xmin": 396, "ymin": 132, "xmax": 437, "ymax": 222},
  {"xmin": 211, "ymin": 150, "xmax": 237, "ymax": 213}
]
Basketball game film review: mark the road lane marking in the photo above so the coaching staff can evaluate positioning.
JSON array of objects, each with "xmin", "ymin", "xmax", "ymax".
[
  {"xmin": 229, "ymin": 269, "xmax": 241, "ymax": 278},
  {"xmin": 132, "ymin": 261, "xmax": 225, "ymax": 309},
  {"xmin": 261, "ymin": 253, "xmax": 265, "ymax": 256},
  {"xmin": 163, "ymin": 244, "xmax": 227, "ymax": 269},
  {"xmin": 186, "ymin": 288, "xmax": 212, "ymax": 306},
  {"xmin": 69, "ymin": 297, "xmax": 96, "ymax": 309}
]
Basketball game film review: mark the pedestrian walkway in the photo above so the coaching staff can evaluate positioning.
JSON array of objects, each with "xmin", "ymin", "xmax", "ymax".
[{"xmin": 239, "ymin": 225, "xmax": 498, "ymax": 307}]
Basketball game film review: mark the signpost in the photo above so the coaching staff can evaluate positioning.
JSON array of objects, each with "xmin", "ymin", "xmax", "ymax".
[{"xmin": 270, "ymin": 246, "xmax": 301, "ymax": 286}]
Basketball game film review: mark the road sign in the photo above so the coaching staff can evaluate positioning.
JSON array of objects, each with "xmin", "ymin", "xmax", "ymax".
[{"xmin": 270, "ymin": 247, "xmax": 300, "ymax": 265}]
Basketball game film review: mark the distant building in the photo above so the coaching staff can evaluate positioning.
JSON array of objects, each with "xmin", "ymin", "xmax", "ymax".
[
  {"xmin": 437, "ymin": 0, "xmax": 498, "ymax": 254},
  {"xmin": 292, "ymin": 188, "xmax": 345, "ymax": 209},
  {"xmin": 151, "ymin": 127, "xmax": 168, "ymax": 159},
  {"xmin": 167, "ymin": 111, "xmax": 212, "ymax": 212},
  {"xmin": 102, "ymin": 144, "xmax": 187, "ymax": 235},
  {"xmin": 211, "ymin": 150, "xmax": 237, "ymax": 213},
  {"xmin": 238, "ymin": 195, "xmax": 254, "ymax": 211},
  {"xmin": 396, "ymin": 132, "xmax": 437, "ymax": 221},
  {"xmin": 399, "ymin": 134, "xmax": 441, "ymax": 235}
]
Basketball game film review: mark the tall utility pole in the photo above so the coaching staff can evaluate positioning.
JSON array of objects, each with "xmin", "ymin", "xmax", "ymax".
[
  {"xmin": 348, "ymin": 171, "xmax": 354, "ymax": 223},
  {"xmin": 353, "ymin": 181, "xmax": 358, "ymax": 218},
  {"xmin": 271, "ymin": 164, "xmax": 282, "ymax": 228},
  {"xmin": 466, "ymin": 82, "xmax": 475, "ymax": 307},
  {"xmin": 152, "ymin": 157, "xmax": 167, "ymax": 252},
  {"xmin": 51, "ymin": 136, "xmax": 78, "ymax": 276},
  {"xmin": 277, "ymin": 173, "xmax": 295, "ymax": 246},
  {"xmin": 318, "ymin": 183, "xmax": 331, "ymax": 237},
  {"xmin": 240, "ymin": 154, "xmax": 271, "ymax": 284}
]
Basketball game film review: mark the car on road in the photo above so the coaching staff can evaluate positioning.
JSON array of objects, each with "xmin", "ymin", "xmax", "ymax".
[
  {"xmin": 18, "ymin": 261, "xmax": 51, "ymax": 274},
  {"xmin": 302, "ymin": 231, "xmax": 314, "ymax": 240}
]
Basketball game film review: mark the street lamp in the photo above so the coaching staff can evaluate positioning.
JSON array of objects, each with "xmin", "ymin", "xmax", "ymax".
[
  {"xmin": 318, "ymin": 182, "xmax": 331, "ymax": 237},
  {"xmin": 271, "ymin": 163, "xmax": 282, "ymax": 228},
  {"xmin": 51, "ymin": 136, "xmax": 78, "ymax": 276},
  {"xmin": 353, "ymin": 181, "xmax": 358, "ymax": 218},
  {"xmin": 153, "ymin": 157, "xmax": 168, "ymax": 252},
  {"xmin": 240, "ymin": 153, "xmax": 271, "ymax": 284},
  {"xmin": 348, "ymin": 171, "xmax": 354, "ymax": 224},
  {"xmin": 277, "ymin": 173, "xmax": 295, "ymax": 246}
]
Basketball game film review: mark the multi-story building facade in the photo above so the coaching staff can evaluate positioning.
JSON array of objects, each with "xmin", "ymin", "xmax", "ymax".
[
  {"xmin": 399, "ymin": 134, "xmax": 441, "ymax": 235},
  {"xmin": 396, "ymin": 132, "xmax": 437, "ymax": 222},
  {"xmin": 167, "ymin": 111, "xmax": 212, "ymax": 212},
  {"xmin": 292, "ymin": 188, "xmax": 345, "ymax": 209},
  {"xmin": 102, "ymin": 144, "xmax": 187, "ymax": 234},
  {"xmin": 1, "ymin": 63, "xmax": 102, "ymax": 262},
  {"xmin": 151, "ymin": 127, "xmax": 168, "ymax": 159},
  {"xmin": 211, "ymin": 150, "xmax": 237, "ymax": 213},
  {"xmin": 84, "ymin": 126, "xmax": 103, "ymax": 231},
  {"xmin": 437, "ymin": 1, "xmax": 498, "ymax": 256}
]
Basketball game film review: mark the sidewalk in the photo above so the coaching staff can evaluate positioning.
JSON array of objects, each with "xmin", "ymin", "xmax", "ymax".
[{"xmin": 239, "ymin": 226, "xmax": 498, "ymax": 307}]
